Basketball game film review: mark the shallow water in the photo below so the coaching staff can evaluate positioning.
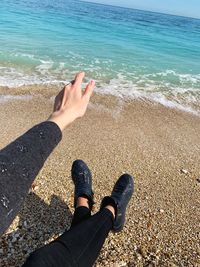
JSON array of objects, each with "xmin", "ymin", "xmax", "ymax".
[{"xmin": 0, "ymin": 0, "xmax": 200, "ymax": 112}]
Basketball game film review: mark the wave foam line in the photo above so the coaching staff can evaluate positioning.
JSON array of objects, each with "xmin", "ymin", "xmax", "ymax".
[
  {"xmin": 0, "ymin": 95, "xmax": 33, "ymax": 103},
  {"xmin": 0, "ymin": 67, "xmax": 199, "ymax": 116}
]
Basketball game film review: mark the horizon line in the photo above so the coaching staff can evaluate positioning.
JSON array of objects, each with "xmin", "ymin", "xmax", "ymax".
[{"xmin": 79, "ymin": 0, "xmax": 200, "ymax": 20}]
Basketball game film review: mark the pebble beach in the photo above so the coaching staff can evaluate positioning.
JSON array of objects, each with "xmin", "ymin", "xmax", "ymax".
[
  {"xmin": 0, "ymin": 86, "xmax": 199, "ymax": 266},
  {"xmin": 1, "ymin": 0, "xmax": 200, "ymax": 266}
]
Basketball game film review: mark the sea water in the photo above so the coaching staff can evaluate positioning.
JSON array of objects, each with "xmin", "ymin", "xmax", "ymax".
[{"xmin": 0, "ymin": 0, "xmax": 200, "ymax": 112}]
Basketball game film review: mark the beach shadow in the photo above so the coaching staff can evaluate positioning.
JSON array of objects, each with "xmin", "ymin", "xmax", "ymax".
[{"xmin": 0, "ymin": 192, "xmax": 72, "ymax": 267}]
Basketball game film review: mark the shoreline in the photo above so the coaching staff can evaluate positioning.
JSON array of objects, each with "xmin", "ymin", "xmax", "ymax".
[
  {"xmin": 0, "ymin": 87, "xmax": 199, "ymax": 266},
  {"xmin": 0, "ymin": 84, "xmax": 200, "ymax": 118}
]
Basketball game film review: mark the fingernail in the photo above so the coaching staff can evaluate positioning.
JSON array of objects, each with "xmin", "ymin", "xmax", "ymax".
[{"xmin": 90, "ymin": 80, "xmax": 95, "ymax": 85}]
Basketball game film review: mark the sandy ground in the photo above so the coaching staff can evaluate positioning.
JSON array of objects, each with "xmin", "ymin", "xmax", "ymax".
[{"xmin": 0, "ymin": 87, "xmax": 200, "ymax": 267}]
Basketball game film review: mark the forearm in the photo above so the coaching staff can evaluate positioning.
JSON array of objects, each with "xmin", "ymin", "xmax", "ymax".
[{"xmin": 0, "ymin": 121, "xmax": 62, "ymax": 236}]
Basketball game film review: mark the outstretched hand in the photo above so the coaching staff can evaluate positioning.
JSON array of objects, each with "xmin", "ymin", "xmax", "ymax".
[{"xmin": 48, "ymin": 72, "xmax": 95, "ymax": 131}]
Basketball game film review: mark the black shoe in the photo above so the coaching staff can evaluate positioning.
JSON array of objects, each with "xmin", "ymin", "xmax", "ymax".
[
  {"xmin": 100, "ymin": 174, "xmax": 134, "ymax": 232},
  {"xmin": 71, "ymin": 159, "xmax": 94, "ymax": 210}
]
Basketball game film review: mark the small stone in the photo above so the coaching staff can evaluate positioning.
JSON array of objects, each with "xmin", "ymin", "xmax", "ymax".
[
  {"xmin": 168, "ymin": 262, "xmax": 179, "ymax": 267},
  {"xmin": 147, "ymin": 221, "xmax": 152, "ymax": 229},
  {"xmin": 159, "ymin": 209, "xmax": 164, "ymax": 213},
  {"xmin": 31, "ymin": 183, "xmax": 39, "ymax": 191},
  {"xmin": 139, "ymin": 246, "xmax": 147, "ymax": 257},
  {"xmin": 12, "ymin": 237, "xmax": 17, "ymax": 242},
  {"xmin": 136, "ymin": 253, "xmax": 142, "ymax": 260},
  {"xmin": 180, "ymin": 169, "xmax": 188, "ymax": 174},
  {"xmin": 15, "ymin": 233, "xmax": 20, "ymax": 238}
]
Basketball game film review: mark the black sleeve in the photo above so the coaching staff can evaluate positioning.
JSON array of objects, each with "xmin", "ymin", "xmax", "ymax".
[{"xmin": 0, "ymin": 121, "xmax": 62, "ymax": 236}]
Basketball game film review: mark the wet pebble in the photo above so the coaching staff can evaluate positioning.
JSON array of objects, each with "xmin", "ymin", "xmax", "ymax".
[{"xmin": 180, "ymin": 169, "xmax": 188, "ymax": 174}]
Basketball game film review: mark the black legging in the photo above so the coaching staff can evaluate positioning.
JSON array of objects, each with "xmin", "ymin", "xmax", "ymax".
[{"xmin": 22, "ymin": 207, "xmax": 114, "ymax": 267}]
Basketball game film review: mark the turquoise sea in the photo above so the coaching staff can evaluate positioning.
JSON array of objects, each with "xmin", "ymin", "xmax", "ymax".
[{"xmin": 0, "ymin": 0, "xmax": 200, "ymax": 113}]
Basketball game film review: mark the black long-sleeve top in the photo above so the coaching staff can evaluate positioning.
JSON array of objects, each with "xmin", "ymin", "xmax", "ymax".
[{"xmin": 0, "ymin": 121, "xmax": 62, "ymax": 236}]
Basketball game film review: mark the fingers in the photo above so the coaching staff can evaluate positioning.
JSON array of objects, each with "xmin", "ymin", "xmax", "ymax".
[
  {"xmin": 54, "ymin": 72, "xmax": 94, "ymax": 112},
  {"xmin": 61, "ymin": 83, "xmax": 71, "ymax": 107},
  {"xmin": 83, "ymin": 80, "xmax": 95, "ymax": 100},
  {"xmin": 73, "ymin": 71, "xmax": 85, "ymax": 87},
  {"xmin": 54, "ymin": 83, "xmax": 71, "ymax": 111}
]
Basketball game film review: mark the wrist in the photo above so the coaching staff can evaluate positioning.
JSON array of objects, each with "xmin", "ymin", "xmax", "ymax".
[{"xmin": 47, "ymin": 110, "xmax": 76, "ymax": 132}]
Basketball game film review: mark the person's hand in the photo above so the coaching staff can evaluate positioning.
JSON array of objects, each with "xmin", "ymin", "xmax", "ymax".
[{"xmin": 48, "ymin": 72, "xmax": 95, "ymax": 131}]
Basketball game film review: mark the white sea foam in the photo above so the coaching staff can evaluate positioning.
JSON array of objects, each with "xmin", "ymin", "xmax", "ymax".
[
  {"xmin": 0, "ymin": 95, "xmax": 33, "ymax": 103},
  {"xmin": 0, "ymin": 66, "xmax": 199, "ymax": 115},
  {"xmin": 151, "ymin": 70, "xmax": 200, "ymax": 86},
  {"xmin": 145, "ymin": 93, "xmax": 200, "ymax": 116},
  {"xmin": 0, "ymin": 67, "xmax": 67, "ymax": 87},
  {"xmin": 12, "ymin": 52, "xmax": 36, "ymax": 60},
  {"xmin": 95, "ymin": 72, "xmax": 200, "ymax": 116},
  {"xmin": 36, "ymin": 59, "xmax": 55, "ymax": 74}
]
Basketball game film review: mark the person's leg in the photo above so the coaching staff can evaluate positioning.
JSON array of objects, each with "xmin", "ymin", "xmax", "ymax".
[
  {"xmin": 23, "ymin": 173, "xmax": 133, "ymax": 267},
  {"xmin": 55, "ymin": 207, "xmax": 114, "ymax": 267},
  {"xmin": 22, "ymin": 159, "xmax": 95, "ymax": 267},
  {"xmin": 22, "ymin": 206, "xmax": 114, "ymax": 267},
  {"xmin": 55, "ymin": 173, "xmax": 134, "ymax": 266},
  {"xmin": 22, "ymin": 242, "xmax": 73, "ymax": 267},
  {"xmin": 70, "ymin": 197, "xmax": 91, "ymax": 227},
  {"xmin": 22, "ymin": 202, "xmax": 91, "ymax": 267}
]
